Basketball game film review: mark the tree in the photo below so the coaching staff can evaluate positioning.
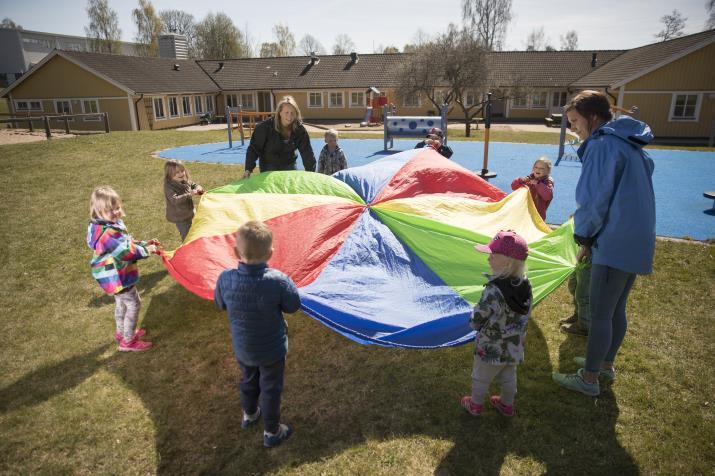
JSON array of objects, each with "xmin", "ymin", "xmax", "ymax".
[
  {"xmin": 403, "ymin": 29, "xmax": 431, "ymax": 52},
  {"xmin": 706, "ymin": 0, "xmax": 715, "ymax": 29},
  {"xmin": 272, "ymin": 23, "xmax": 296, "ymax": 56},
  {"xmin": 461, "ymin": 0, "xmax": 512, "ymax": 50},
  {"xmin": 396, "ymin": 24, "xmax": 488, "ymax": 137},
  {"xmin": 560, "ymin": 30, "xmax": 578, "ymax": 50},
  {"xmin": 383, "ymin": 45, "xmax": 399, "ymax": 53},
  {"xmin": 132, "ymin": 0, "xmax": 162, "ymax": 57},
  {"xmin": 160, "ymin": 9, "xmax": 197, "ymax": 58},
  {"xmin": 85, "ymin": 0, "xmax": 122, "ymax": 54},
  {"xmin": 332, "ymin": 34, "xmax": 355, "ymax": 54},
  {"xmin": 195, "ymin": 12, "xmax": 247, "ymax": 59},
  {"xmin": 656, "ymin": 9, "xmax": 686, "ymax": 41},
  {"xmin": 525, "ymin": 27, "xmax": 553, "ymax": 51},
  {"xmin": 1, "ymin": 18, "xmax": 22, "ymax": 29},
  {"xmin": 298, "ymin": 34, "xmax": 325, "ymax": 55},
  {"xmin": 259, "ymin": 42, "xmax": 280, "ymax": 57}
]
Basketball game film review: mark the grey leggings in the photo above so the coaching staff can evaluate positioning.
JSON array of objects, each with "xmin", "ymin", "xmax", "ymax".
[
  {"xmin": 114, "ymin": 286, "xmax": 141, "ymax": 342},
  {"xmin": 471, "ymin": 357, "xmax": 517, "ymax": 406},
  {"xmin": 585, "ymin": 265, "xmax": 637, "ymax": 373}
]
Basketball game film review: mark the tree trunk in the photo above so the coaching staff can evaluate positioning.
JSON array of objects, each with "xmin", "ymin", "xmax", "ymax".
[{"xmin": 465, "ymin": 119, "xmax": 471, "ymax": 137}]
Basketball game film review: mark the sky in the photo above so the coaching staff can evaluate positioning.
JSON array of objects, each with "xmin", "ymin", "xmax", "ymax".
[{"xmin": 1, "ymin": 0, "xmax": 711, "ymax": 53}]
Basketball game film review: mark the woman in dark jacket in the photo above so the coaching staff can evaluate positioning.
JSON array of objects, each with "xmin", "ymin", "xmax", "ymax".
[{"xmin": 243, "ymin": 96, "xmax": 316, "ymax": 178}]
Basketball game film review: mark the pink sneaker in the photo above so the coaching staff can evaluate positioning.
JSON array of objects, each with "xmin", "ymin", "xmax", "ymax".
[
  {"xmin": 489, "ymin": 395, "xmax": 514, "ymax": 417},
  {"xmin": 460, "ymin": 396, "xmax": 482, "ymax": 416},
  {"xmin": 118, "ymin": 338, "xmax": 152, "ymax": 352},
  {"xmin": 114, "ymin": 328, "xmax": 147, "ymax": 343}
]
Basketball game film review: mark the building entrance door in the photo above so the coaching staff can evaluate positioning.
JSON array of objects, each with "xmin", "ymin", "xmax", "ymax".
[{"xmin": 257, "ymin": 92, "xmax": 272, "ymax": 112}]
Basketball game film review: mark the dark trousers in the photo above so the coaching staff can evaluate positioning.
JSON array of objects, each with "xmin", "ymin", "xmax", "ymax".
[{"xmin": 238, "ymin": 358, "xmax": 285, "ymax": 433}]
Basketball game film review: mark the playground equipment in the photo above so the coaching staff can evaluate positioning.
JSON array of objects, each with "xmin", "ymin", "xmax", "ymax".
[
  {"xmin": 383, "ymin": 104, "xmax": 448, "ymax": 151},
  {"xmin": 478, "ymin": 93, "xmax": 497, "ymax": 181},
  {"xmin": 226, "ymin": 106, "xmax": 272, "ymax": 148}
]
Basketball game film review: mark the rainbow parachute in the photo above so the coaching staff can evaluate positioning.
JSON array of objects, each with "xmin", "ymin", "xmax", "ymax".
[{"xmin": 163, "ymin": 148, "xmax": 577, "ymax": 348}]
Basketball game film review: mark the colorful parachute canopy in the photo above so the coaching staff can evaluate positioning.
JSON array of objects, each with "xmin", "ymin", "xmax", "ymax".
[{"xmin": 163, "ymin": 148, "xmax": 577, "ymax": 348}]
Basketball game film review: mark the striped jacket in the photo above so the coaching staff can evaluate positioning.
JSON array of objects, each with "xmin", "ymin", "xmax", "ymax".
[{"xmin": 86, "ymin": 219, "xmax": 150, "ymax": 295}]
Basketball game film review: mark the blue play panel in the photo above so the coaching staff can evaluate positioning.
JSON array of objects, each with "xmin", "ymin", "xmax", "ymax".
[{"xmin": 158, "ymin": 139, "xmax": 715, "ymax": 240}]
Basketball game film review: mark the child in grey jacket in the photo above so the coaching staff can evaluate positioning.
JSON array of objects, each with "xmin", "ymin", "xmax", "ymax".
[{"xmin": 164, "ymin": 159, "xmax": 204, "ymax": 241}]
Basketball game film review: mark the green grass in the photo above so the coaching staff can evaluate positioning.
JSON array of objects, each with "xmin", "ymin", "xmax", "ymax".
[{"xmin": 0, "ymin": 131, "xmax": 713, "ymax": 475}]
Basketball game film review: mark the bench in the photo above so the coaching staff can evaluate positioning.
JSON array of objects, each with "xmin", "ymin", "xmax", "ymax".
[
  {"xmin": 545, "ymin": 113, "xmax": 564, "ymax": 128},
  {"xmin": 705, "ymin": 191, "xmax": 715, "ymax": 210}
]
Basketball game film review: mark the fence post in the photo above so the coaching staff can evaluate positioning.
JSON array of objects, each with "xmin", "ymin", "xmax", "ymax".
[
  {"xmin": 103, "ymin": 112, "xmax": 110, "ymax": 133},
  {"xmin": 63, "ymin": 116, "xmax": 70, "ymax": 134},
  {"xmin": 226, "ymin": 106, "xmax": 233, "ymax": 148},
  {"xmin": 28, "ymin": 118, "xmax": 34, "ymax": 133},
  {"xmin": 43, "ymin": 116, "xmax": 51, "ymax": 139}
]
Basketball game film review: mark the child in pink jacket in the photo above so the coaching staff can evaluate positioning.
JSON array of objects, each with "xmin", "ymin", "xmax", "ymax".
[{"xmin": 511, "ymin": 157, "xmax": 554, "ymax": 221}]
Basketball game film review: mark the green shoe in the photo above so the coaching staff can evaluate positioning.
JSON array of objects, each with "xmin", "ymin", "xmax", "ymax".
[
  {"xmin": 573, "ymin": 357, "xmax": 615, "ymax": 382},
  {"xmin": 552, "ymin": 368, "xmax": 600, "ymax": 396}
]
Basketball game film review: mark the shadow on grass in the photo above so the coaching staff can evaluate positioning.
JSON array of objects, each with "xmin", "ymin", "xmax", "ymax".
[{"xmin": 87, "ymin": 269, "xmax": 168, "ymax": 307}]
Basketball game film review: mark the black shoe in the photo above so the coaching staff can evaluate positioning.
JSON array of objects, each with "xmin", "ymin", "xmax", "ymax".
[
  {"xmin": 560, "ymin": 322, "xmax": 588, "ymax": 336},
  {"xmin": 559, "ymin": 313, "xmax": 578, "ymax": 325}
]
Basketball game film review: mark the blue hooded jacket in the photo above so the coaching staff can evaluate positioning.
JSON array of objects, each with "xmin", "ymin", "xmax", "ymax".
[{"xmin": 574, "ymin": 115, "xmax": 656, "ymax": 275}]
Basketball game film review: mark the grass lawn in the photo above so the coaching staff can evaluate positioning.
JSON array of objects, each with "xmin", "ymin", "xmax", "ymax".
[{"xmin": 1, "ymin": 130, "xmax": 713, "ymax": 475}]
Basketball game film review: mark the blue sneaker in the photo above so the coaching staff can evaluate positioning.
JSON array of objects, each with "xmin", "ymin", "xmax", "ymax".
[
  {"xmin": 264, "ymin": 423, "xmax": 292, "ymax": 448},
  {"xmin": 241, "ymin": 407, "xmax": 261, "ymax": 429},
  {"xmin": 552, "ymin": 368, "xmax": 600, "ymax": 396},
  {"xmin": 573, "ymin": 357, "xmax": 615, "ymax": 382}
]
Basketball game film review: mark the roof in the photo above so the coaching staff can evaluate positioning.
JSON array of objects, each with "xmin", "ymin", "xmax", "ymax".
[
  {"xmin": 571, "ymin": 29, "xmax": 715, "ymax": 88},
  {"xmin": 58, "ymin": 50, "xmax": 220, "ymax": 94},
  {"xmin": 197, "ymin": 53, "xmax": 408, "ymax": 90},
  {"xmin": 485, "ymin": 50, "xmax": 625, "ymax": 88}
]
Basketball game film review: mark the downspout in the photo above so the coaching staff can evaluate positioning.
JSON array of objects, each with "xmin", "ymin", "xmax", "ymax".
[{"xmin": 133, "ymin": 93, "xmax": 144, "ymax": 131}]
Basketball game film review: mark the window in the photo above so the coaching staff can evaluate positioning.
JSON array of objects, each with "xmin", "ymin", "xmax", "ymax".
[
  {"xmin": 205, "ymin": 95, "xmax": 214, "ymax": 112},
  {"xmin": 168, "ymin": 96, "xmax": 179, "ymax": 117},
  {"xmin": 194, "ymin": 96, "xmax": 203, "ymax": 114},
  {"xmin": 328, "ymin": 92, "xmax": 344, "ymax": 108},
  {"xmin": 403, "ymin": 93, "xmax": 420, "ymax": 107},
  {"xmin": 350, "ymin": 91, "xmax": 365, "ymax": 107},
  {"xmin": 153, "ymin": 97, "xmax": 166, "ymax": 119},
  {"xmin": 464, "ymin": 92, "xmax": 478, "ymax": 107},
  {"xmin": 531, "ymin": 92, "xmax": 547, "ymax": 108},
  {"xmin": 82, "ymin": 99, "xmax": 100, "ymax": 121},
  {"xmin": 226, "ymin": 94, "xmax": 238, "ymax": 108},
  {"xmin": 308, "ymin": 92, "xmax": 323, "ymax": 108},
  {"xmin": 240, "ymin": 93, "xmax": 254, "ymax": 109},
  {"xmin": 512, "ymin": 95, "xmax": 527, "ymax": 108},
  {"xmin": 15, "ymin": 100, "xmax": 42, "ymax": 111},
  {"xmin": 435, "ymin": 90, "xmax": 449, "ymax": 106},
  {"xmin": 669, "ymin": 93, "xmax": 701, "ymax": 121},
  {"xmin": 181, "ymin": 96, "xmax": 192, "ymax": 115},
  {"xmin": 55, "ymin": 100, "xmax": 71, "ymax": 114},
  {"xmin": 22, "ymin": 37, "xmax": 52, "ymax": 48},
  {"xmin": 552, "ymin": 91, "xmax": 567, "ymax": 107}
]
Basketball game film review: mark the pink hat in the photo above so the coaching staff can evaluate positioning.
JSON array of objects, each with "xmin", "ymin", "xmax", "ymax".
[{"xmin": 474, "ymin": 230, "xmax": 528, "ymax": 261}]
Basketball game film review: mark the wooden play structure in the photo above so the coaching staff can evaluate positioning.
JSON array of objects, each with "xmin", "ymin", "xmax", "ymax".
[{"xmin": 226, "ymin": 106, "xmax": 272, "ymax": 148}]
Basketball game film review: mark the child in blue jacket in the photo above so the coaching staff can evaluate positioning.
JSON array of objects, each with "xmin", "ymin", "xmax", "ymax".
[{"xmin": 215, "ymin": 220, "xmax": 301, "ymax": 447}]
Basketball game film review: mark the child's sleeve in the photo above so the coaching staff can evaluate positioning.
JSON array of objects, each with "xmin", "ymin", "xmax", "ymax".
[
  {"xmin": 280, "ymin": 277, "xmax": 301, "ymax": 314},
  {"xmin": 534, "ymin": 178, "xmax": 554, "ymax": 201},
  {"xmin": 471, "ymin": 284, "xmax": 500, "ymax": 330},
  {"xmin": 165, "ymin": 183, "xmax": 192, "ymax": 205},
  {"xmin": 96, "ymin": 229, "xmax": 150, "ymax": 262},
  {"xmin": 214, "ymin": 274, "xmax": 227, "ymax": 310},
  {"xmin": 339, "ymin": 150, "xmax": 348, "ymax": 170},
  {"xmin": 510, "ymin": 177, "xmax": 524, "ymax": 191},
  {"xmin": 317, "ymin": 147, "xmax": 327, "ymax": 174}
]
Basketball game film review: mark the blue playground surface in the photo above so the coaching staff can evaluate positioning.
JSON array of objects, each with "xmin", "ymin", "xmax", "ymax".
[{"xmin": 159, "ymin": 138, "xmax": 715, "ymax": 240}]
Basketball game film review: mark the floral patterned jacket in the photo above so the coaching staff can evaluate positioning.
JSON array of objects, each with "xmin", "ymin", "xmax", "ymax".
[
  {"xmin": 471, "ymin": 277, "xmax": 532, "ymax": 365},
  {"xmin": 317, "ymin": 145, "xmax": 348, "ymax": 175}
]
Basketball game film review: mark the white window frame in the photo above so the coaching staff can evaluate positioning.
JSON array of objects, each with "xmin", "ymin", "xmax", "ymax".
[
  {"xmin": 181, "ymin": 96, "xmax": 192, "ymax": 116},
  {"xmin": 308, "ymin": 91, "xmax": 323, "ymax": 108},
  {"xmin": 240, "ymin": 93, "xmax": 255, "ymax": 110},
  {"xmin": 81, "ymin": 98, "xmax": 101, "ymax": 121},
  {"xmin": 194, "ymin": 95, "xmax": 203, "ymax": 114},
  {"xmin": 403, "ymin": 93, "xmax": 421, "ymax": 108},
  {"xmin": 668, "ymin": 93, "xmax": 702, "ymax": 122},
  {"xmin": 205, "ymin": 95, "xmax": 215, "ymax": 113},
  {"xmin": 153, "ymin": 97, "xmax": 166, "ymax": 120},
  {"xmin": 226, "ymin": 94, "xmax": 238, "ymax": 108},
  {"xmin": 328, "ymin": 92, "xmax": 344, "ymax": 108},
  {"xmin": 15, "ymin": 100, "xmax": 43, "ymax": 112},
  {"xmin": 464, "ymin": 92, "xmax": 478, "ymax": 107},
  {"xmin": 54, "ymin": 100, "xmax": 73, "ymax": 121},
  {"xmin": 349, "ymin": 91, "xmax": 365, "ymax": 108},
  {"xmin": 531, "ymin": 91, "xmax": 547, "ymax": 109},
  {"xmin": 168, "ymin": 96, "xmax": 179, "ymax": 118},
  {"xmin": 511, "ymin": 95, "xmax": 528, "ymax": 109}
]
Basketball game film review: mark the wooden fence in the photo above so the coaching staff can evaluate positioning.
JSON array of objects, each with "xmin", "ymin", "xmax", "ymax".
[{"xmin": 0, "ymin": 112, "xmax": 110, "ymax": 138}]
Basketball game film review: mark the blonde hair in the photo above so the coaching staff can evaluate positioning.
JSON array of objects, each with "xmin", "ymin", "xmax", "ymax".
[
  {"xmin": 89, "ymin": 186, "xmax": 122, "ymax": 220},
  {"xmin": 273, "ymin": 96, "xmax": 303, "ymax": 133},
  {"xmin": 534, "ymin": 156, "xmax": 552, "ymax": 173},
  {"xmin": 164, "ymin": 159, "xmax": 190, "ymax": 183},
  {"xmin": 324, "ymin": 129, "xmax": 339, "ymax": 141},
  {"xmin": 492, "ymin": 256, "xmax": 527, "ymax": 280},
  {"xmin": 236, "ymin": 220, "xmax": 273, "ymax": 262}
]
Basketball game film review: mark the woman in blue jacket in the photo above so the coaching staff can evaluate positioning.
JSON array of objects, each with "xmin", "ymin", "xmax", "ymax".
[{"xmin": 553, "ymin": 90, "xmax": 655, "ymax": 396}]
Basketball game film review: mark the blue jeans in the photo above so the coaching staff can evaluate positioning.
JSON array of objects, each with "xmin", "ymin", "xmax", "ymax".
[
  {"xmin": 585, "ymin": 265, "xmax": 637, "ymax": 373},
  {"xmin": 238, "ymin": 358, "xmax": 285, "ymax": 433}
]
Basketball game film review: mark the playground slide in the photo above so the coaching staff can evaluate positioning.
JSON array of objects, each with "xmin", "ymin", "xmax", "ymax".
[{"xmin": 361, "ymin": 107, "xmax": 373, "ymax": 124}]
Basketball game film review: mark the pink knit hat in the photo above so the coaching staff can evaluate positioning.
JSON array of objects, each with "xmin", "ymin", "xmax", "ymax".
[{"xmin": 474, "ymin": 230, "xmax": 528, "ymax": 261}]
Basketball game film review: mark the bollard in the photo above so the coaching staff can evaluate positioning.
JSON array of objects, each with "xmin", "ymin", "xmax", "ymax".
[
  {"xmin": 103, "ymin": 112, "xmax": 110, "ymax": 133},
  {"xmin": 63, "ymin": 116, "xmax": 70, "ymax": 134},
  {"xmin": 44, "ymin": 116, "xmax": 51, "ymax": 139}
]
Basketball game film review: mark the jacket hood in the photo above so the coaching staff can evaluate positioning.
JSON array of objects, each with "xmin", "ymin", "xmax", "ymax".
[
  {"xmin": 491, "ymin": 277, "xmax": 532, "ymax": 315},
  {"xmin": 594, "ymin": 115, "xmax": 653, "ymax": 149},
  {"xmin": 87, "ymin": 219, "xmax": 125, "ymax": 248}
]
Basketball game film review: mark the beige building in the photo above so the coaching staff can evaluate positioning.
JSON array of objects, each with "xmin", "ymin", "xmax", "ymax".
[{"xmin": 2, "ymin": 29, "xmax": 714, "ymax": 142}]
